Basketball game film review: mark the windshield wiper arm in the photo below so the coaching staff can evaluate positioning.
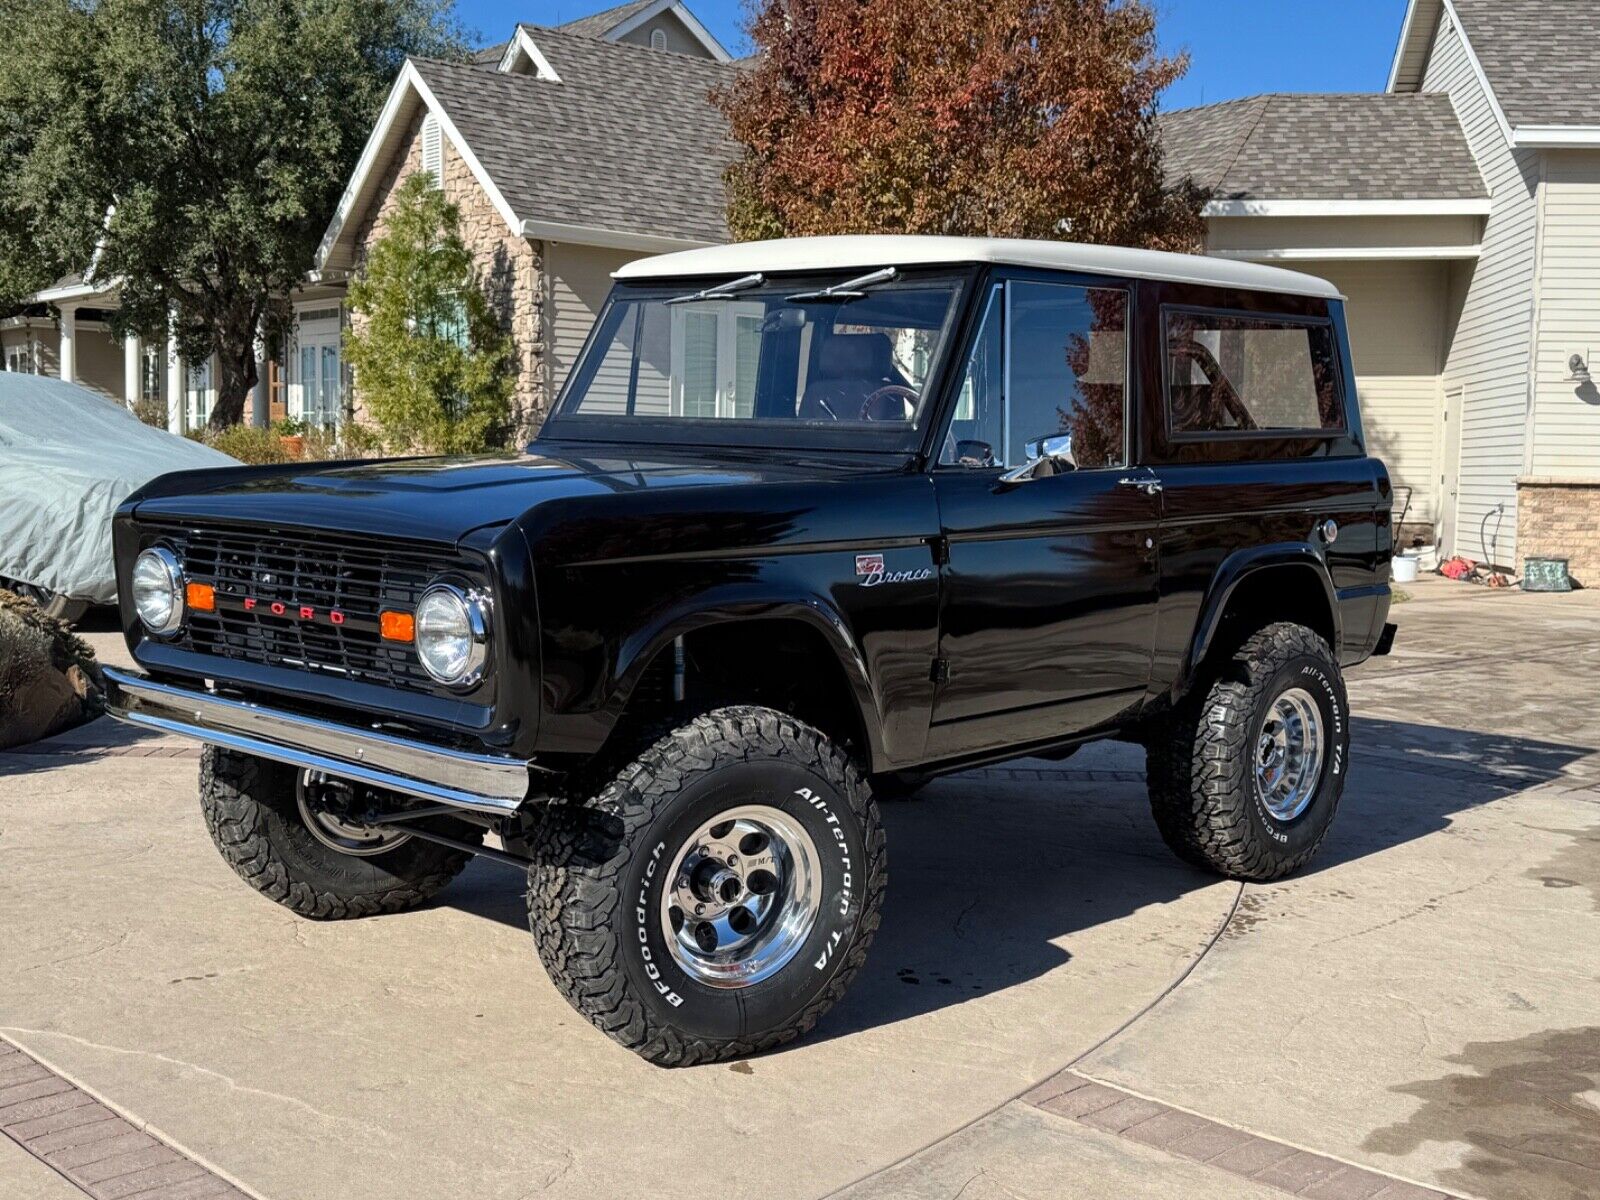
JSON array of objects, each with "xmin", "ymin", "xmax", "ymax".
[
  {"xmin": 786, "ymin": 266, "xmax": 898, "ymax": 303},
  {"xmin": 664, "ymin": 273, "xmax": 765, "ymax": 306}
]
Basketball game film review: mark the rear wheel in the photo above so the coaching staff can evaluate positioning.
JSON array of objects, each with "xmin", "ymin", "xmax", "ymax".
[
  {"xmin": 527, "ymin": 706, "xmax": 886, "ymax": 1066},
  {"xmin": 1146, "ymin": 622, "xmax": 1349, "ymax": 881},
  {"xmin": 199, "ymin": 747, "xmax": 478, "ymax": 919}
]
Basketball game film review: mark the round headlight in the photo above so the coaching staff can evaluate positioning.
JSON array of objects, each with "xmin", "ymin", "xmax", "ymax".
[
  {"xmin": 132, "ymin": 546, "xmax": 185, "ymax": 635},
  {"xmin": 414, "ymin": 583, "xmax": 490, "ymax": 687}
]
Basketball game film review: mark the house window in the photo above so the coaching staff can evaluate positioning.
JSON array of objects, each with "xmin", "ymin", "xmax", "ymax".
[
  {"xmin": 186, "ymin": 359, "xmax": 212, "ymax": 429},
  {"xmin": 5, "ymin": 338, "xmax": 38, "ymax": 374},
  {"xmin": 293, "ymin": 306, "xmax": 344, "ymax": 430},
  {"xmin": 650, "ymin": 28, "xmax": 667, "ymax": 51},
  {"xmin": 421, "ymin": 114, "xmax": 443, "ymax": 187},
  {"xmin": 142, "ymin": 345, "xmax": 162, "ymax": 402},
  {"xmin": 669, "ymin": 303, "xmax": 765, "ymax": 419}
]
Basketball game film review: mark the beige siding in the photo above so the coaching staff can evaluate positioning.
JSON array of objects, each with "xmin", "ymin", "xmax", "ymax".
[
  {"xmin": 1206, "ymin": 214, "xmax": 1483, "ymax": 257},
  {"xmin": 1303, "ymin": 260, "xmax": 1448, "ymax": 524},
  {"xmin": 1530, "ymin": 150, "xmax": 1600, "ymax": 478},
  {"xmin": 547, "ymin": 242, "xmax": 648, "ymax": 401},
  {"xmin": 614, "ymin": 13, "xmax": 713, "ymax": 58},
  {"xmin": 1421, "ymin": 8, "xmax": 1540, "ymax": 563}
]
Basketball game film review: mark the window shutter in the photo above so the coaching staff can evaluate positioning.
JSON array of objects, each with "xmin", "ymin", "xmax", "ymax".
[{"xmin": 421, "ymin": 114, "xmax": 443, "ymax": 187}]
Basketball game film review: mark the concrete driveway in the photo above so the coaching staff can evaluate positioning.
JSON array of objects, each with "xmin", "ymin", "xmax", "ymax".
[{"xmin": 2, "ymin": 578, "xmax": 1596, "ymax": 1200}]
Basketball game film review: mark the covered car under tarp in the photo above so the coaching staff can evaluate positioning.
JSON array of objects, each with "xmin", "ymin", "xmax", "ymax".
[{"xmin": 0, "ymin": 374, "xmax": 235, "ymax": 606}]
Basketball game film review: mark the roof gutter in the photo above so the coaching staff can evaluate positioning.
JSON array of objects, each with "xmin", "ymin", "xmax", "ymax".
[
  {"xmin": 1203, "ymin": 199, "xmax": 1492, "ymax": 218},
  {"xmin": 519, "ymin": 220, "xmax": 715, "ymax": 254},
  {"xmin": 1512, "ymin": 126, "xmax": 1600, "ymax": 149}
]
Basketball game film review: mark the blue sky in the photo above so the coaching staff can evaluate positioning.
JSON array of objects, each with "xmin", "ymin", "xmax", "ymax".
[{"xmin": 451, "ymin": 0, "xmax": 1411, "ymax": 110}]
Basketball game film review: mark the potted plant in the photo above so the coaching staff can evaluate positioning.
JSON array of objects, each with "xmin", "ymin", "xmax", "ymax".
[{"xmin": 275, "ymin": 416, "xmax": 307, "ymax": 459}]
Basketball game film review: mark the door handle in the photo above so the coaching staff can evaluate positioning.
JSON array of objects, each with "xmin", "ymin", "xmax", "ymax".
[{"xmin": 1118, "ymin": 476, "xmax": 1163, "ymax": 496}]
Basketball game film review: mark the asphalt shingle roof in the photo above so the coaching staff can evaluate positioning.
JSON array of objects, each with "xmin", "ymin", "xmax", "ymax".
[
  {"xmin": 1162, "ymin": 93, "xmax": 1487, "ymax": 201},
  {"xmin": 558, "ymin": 0, "xmax": 657, "ymax": 39},
  {"xmin": 1451, "ymin": 0, "xmax": 1600, "ymax": 127},
  {"xmin": 412, "ymin": 27, "xmax": 737, "ymax": 244}
]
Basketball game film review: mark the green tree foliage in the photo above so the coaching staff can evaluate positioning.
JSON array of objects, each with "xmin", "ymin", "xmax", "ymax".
[
  {"xmin": 343, "ymin": 174, "xmax": 513, "ymax": 455},
  {"xmin": 0, "ymin": 0, "xmax": 465, "ymax": 428}
]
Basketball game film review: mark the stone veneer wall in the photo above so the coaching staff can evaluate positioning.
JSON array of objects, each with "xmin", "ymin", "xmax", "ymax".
[
  {"xmin": 349, "ymin": 113, "xmax": 547, "ymax": 440},
  {"xmin": 1516, "ymin": 478, "xmax": 1600, "ymax": 587}
]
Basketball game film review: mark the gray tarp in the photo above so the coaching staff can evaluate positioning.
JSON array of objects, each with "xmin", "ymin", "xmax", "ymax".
[{"xmin": 0, "ymin": 374, "xmax": 235, "ymax": 604}]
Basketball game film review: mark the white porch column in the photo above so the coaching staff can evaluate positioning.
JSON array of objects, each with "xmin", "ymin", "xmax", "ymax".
[
  {"xmin": 166, "ymin": 320, "xmax": 184, "ymax": 435},
  {"xmin": 123, "ymin": 334, "xmax": 142, "ymax": 410},
  {"xmin": 250, "ymin": 325, "xmax": 269, "ymax": 428},
  {"xmin": 58, "ymin": 305, "xmax": 77, "ymax": 384}
]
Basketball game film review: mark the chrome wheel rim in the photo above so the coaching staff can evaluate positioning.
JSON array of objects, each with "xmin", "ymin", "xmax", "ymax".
[
  {"xmin": 660, "ymin": 805, "xmax": 821, "ymax": 989},
  {"xmin": 1256, "ymin": 688, "xmax": 1325, "ymax": 822},
  {"xmin": 296, "ymin": 771, "xmax": 411, "ymax": 857}
]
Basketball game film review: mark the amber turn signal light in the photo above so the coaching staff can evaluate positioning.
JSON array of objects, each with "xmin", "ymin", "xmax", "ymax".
[
  {"xmin": 185, "ymin": 582, "xmax": 215, "ymax": 612},
  {"xmin": 380, "ymin": 610, "xmax": 415, "ymax": 643}
]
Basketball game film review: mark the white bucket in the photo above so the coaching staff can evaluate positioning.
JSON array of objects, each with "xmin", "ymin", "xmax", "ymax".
[{"xmin": 1392, "ymin": 553, "xmax": 1420, "ymax": 584}]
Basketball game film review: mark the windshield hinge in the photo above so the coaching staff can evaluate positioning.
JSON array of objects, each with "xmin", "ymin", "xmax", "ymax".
[
  {"xmin": 929, "ymin": 535, "xmax": 950, "ymax": 567},
  {"xmin": 930, "ymin": 658, "xmax": 950, "ymax": 684}
]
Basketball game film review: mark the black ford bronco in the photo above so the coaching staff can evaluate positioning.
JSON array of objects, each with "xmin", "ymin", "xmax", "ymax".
[{"xmin": 107, "ymin": 236, "xmax": 1395, "ymax": 1065}]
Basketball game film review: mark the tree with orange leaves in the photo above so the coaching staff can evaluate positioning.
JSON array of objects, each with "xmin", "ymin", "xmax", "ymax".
[{"xmin": 716, "ymin": 0, "xmax": 1205, "ymax": 251}]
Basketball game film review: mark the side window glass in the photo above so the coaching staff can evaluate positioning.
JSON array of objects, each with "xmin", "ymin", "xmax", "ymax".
[
  {"xmin": 1165, "ymin": 311, "xmax": 1343, "ymax": 435},
  {"xmin": 939, "ymin": 287, "xmax": 1002, "ymax": 466},
  {"xmin": 1006, "ymin": 282, "xmax": 1128, "ymax": 470}
]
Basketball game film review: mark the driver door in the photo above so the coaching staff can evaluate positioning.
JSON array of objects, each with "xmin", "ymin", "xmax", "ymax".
[{"xmin": 929, "ymin": 277, "xmax": 1162, "ymax": 757}]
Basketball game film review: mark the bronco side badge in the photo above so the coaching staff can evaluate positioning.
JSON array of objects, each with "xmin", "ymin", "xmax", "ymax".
[{"xmin": 855, "ymin": 552, "xmax": 932, "ymax": 589}]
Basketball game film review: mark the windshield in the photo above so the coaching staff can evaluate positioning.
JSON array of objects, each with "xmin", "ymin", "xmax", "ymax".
[{"xmin": 551, "ymin": 272, "xmax": 966, "ymax": 445}]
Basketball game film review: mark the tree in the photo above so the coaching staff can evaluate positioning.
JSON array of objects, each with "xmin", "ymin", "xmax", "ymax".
[
  {"xmin": 343, "ymin": 174, "xmax": 513, "ymax": 455},
  {"xmin": 716, "ymin": 0, "xmax": 1206, "ymax": 251},
  {"xmin": 0, "ymin": 0, "xmax": 465, "ymax": 429}
]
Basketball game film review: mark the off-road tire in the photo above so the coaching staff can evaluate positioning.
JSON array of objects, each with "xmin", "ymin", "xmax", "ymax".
[
  {"xmin": 1146, "ymin": 622, "xmax": 1349, "ymax": 881},
  {"xmin": 199, "ymin": 747, "xmax": 476, "ymax": 919},
  {"xmin": 527, "ymin": 706, "xmax": 887, "ymax": 1067}
]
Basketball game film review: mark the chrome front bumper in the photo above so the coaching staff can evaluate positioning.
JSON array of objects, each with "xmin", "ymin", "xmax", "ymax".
[{"xmin": 103, "ymin": 667, "xmax": 530, "ymax": 813}]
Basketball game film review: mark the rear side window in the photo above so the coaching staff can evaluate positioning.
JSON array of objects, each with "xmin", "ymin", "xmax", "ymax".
[{"xmin": 1164, "ymin": 310, "xmax": 1343, "ymax": 437}]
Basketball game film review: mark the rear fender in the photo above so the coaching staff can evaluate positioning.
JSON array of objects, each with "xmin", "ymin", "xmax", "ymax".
[{"xmin": 1177, "ymin": 544, "xmax": 1339, "ymax": 700}]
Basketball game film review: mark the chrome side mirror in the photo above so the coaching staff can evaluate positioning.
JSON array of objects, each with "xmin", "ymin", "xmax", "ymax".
[{"xmin": 1000, "ymin": 433, "xmax": 1077, "ymax": 483}]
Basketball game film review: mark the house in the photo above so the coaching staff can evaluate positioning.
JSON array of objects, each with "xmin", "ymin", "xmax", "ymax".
[
  {"xmin": 315, "ymin": 0, "xmax": 737, "ymax": 433},
  {"xmin": 1166, "ymin": 0, "xmax": 1600, "ymax": 582},
  {"xmin": 0, "ymin": 0, "xmax": 737, "ymax": 439}
]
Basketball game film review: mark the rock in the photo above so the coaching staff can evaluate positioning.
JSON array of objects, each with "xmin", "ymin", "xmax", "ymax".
[{"xmin": 0, "ymin": 589, "xmax": 105, "ymax": 749}]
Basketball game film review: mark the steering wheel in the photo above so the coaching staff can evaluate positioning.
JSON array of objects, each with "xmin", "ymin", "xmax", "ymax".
[{"xmin": 859, "ymin": 384, "xmax": 919, "ymax": 422}]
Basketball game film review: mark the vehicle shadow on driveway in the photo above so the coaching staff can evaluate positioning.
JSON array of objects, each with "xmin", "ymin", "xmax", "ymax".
[{"xmin": 439, "ymin": 716, "xmax": 1594, "ymax": 1047}]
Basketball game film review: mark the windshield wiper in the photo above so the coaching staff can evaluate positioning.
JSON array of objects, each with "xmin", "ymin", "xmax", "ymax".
[
  {"xmin": 664, "ymin": 273, "xmax": 765, "ymax": 306},
  {"xmin": 786, "ymin": 266, "xmax": 898, "ymax": 303}
]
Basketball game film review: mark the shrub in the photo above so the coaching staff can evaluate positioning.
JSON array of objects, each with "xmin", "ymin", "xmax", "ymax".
[{"xmin": 344, "ymin": 173, "xmax": 515, "ymax": 455}]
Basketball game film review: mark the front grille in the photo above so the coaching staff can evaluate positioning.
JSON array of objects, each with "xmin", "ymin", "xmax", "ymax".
[{"xmin": 147, "ymin": 523, "xmax": 480, "ymax": 695}]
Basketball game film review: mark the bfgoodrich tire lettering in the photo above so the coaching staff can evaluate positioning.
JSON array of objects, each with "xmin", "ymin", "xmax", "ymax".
[
  {"xmin": 527, "ymin": 706, "xmax": 887, "ymax": 1066},
  {"xmin": 1146, "ymin": 622, "xmax": 1349, "ymax": 881}
]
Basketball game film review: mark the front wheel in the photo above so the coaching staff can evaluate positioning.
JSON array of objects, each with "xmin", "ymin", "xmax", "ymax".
[
  {"xmin": 1146, "ymin": 622, "xmax": 1349, "ymax": 881},
  {"xmin": 200, "ymin": 747, "xmax": 478, "ymax": 918},
  {"xmin": 527, "ymin": 707, "xmax": 886, "ymax": 1066}
]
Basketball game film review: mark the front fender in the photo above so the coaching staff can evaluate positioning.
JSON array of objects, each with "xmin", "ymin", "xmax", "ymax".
[
  {"xmin": 615, "ymin": 589, "xmax": 885, "ymax": 757},
  {"xmin": 1178, "ymin": 543, "xmax": 1338, "ymax": 697}
]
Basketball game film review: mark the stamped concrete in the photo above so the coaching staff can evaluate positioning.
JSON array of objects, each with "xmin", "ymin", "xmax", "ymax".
[{"xmin": 4, "ymin": 577, "xmax": 1597, "ymax": 1200}]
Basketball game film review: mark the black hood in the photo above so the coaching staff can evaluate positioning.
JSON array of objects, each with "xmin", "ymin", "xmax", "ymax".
[{"xmin": 127, "ymin": 443, "xmax": 908, "ymax": 544}]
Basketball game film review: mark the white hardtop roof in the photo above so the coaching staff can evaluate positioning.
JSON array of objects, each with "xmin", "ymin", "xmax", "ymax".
[{"xmin": 613, "ymin": 235, "xmax": 1344, "ymax": 300}]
